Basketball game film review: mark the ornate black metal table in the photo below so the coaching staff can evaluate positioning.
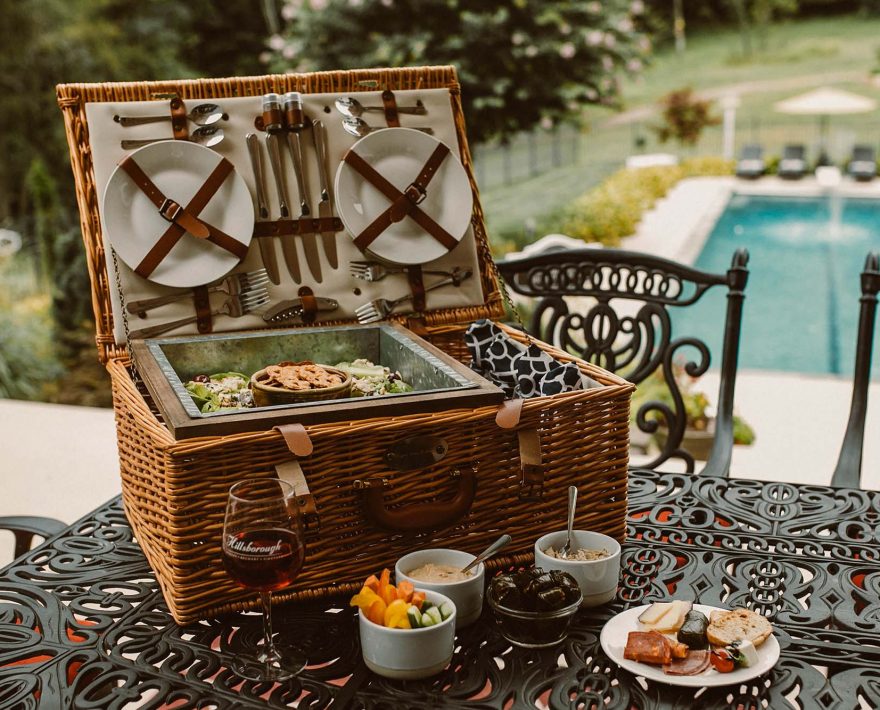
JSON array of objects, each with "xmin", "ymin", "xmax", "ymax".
[{"xmin": 2, "ymin": 470, "xmax": 879, "ymax": 709}]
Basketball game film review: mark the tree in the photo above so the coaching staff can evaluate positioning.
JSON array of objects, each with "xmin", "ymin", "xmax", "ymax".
[
  {"xmin": 269, "ymin": 0, "xmax": 649, "ymax": 144},
  {"xmin": 652, "ymin": 88, "xmax": 720, "ymax": 147}
]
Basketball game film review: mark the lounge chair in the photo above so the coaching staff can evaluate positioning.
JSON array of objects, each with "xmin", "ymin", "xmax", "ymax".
[
  {"xmin": 847, "ymin": 144, "xmax": 877, "ymax": 182},
  {"xmin": 778, "ymin": 144, "xmax": 807, "ymax": 179},
  {"xmin": 735, "ymin": 144, "xmax": 765, "ymax": 179}
]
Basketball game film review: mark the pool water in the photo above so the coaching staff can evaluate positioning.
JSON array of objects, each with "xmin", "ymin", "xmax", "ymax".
[{"xmin": 674, "ymin": 193, "xmax": 880, "ymax": 377}]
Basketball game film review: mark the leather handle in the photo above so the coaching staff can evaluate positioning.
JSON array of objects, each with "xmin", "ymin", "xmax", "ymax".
[{"xmin": 358, "ymin": 471, "xmax": 476, "ymax": 532}]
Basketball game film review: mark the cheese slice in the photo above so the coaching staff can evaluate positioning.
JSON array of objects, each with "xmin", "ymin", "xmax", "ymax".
[
  {"xmin": 648, "ymin": 600, "xmax": 693, "ymax": 633},
  {"xmin": 638, "ymin": 602, "xmax": 674, "ymax": 626},
  {"xmin": 734, "ymin": 639, "xmax": 760, "ymax": 667}
]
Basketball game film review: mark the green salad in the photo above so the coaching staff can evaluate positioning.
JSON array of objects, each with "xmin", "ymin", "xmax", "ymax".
[
  {"xmin": 334, "ymin": 359, "xmax": 413, "ymax": 397},
  {"xmin": 184, "ymin": 372, "xmax": 254, "ymax": 413}
]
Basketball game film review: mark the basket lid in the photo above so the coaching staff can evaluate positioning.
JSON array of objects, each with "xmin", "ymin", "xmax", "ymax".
[{"xmin": 57, "ymin": 66, "xmax": 504, "ymax": 363}]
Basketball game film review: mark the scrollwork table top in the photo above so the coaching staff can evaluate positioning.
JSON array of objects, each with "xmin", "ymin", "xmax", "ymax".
[{"xmin": 1, "ymin": 470, "xmax": 878, "ymax": 709}]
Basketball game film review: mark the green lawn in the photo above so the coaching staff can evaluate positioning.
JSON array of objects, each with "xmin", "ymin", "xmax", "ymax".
[{"xmin": 480, "ymin": 14, "xmax": 880, "ymax": 244}]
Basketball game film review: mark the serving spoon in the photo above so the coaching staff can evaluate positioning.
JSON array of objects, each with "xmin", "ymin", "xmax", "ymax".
[
  {"xmin": 121, "ymin": 126, "xmax": 225, "ymax": 150},
  {"xmin": 115, "ymin": 103, "xmax": 225, "ymax": 127},
  {"xmin": 460, "ymin": 533, "xmax": 512, "ymax": 575},
  {"xmin": 559, "ymin": 485, "xmax": 578, "ymax": 560},
  {"xmin": 335, "ymin": 96, "xmax": 426, "ymax": 118},
  {"xmin": 342, "ymin": 116, "xmax": 433, "ymax": 138}
]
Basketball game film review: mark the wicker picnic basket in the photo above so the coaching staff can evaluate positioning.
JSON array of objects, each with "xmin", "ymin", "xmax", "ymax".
[{"xmin": 56, "ymin": 66, "xmax": 634, "ymax": 624}]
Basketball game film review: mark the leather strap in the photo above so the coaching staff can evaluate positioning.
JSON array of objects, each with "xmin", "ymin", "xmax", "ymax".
[
  {"xmin": 342, "ymin": 145, "xmax": 458, "ymax": 253},
  {"xmin": 407, "ymin": 265, "xmax": 426, "ymax": 313},
  {"xmin": 381, "ymin": 89, "xmax": 400, "ymax": 127},
  {"xmin": 192, "ymin": 284, "xmax": 212, "ymax": 334},
  {"xmin": 169, "ymin": 97, "xmax": 189, "ymax": 141},
  {"xmin": 297, "ymin": 286, "xmax": 318, "ymax": 324},
  {"xmin": 495, "ymin": 399, "xmax": 524, "ymax": 429},
  {"xmin": 119, "ymin": 156, "xmax": 248, "ymax": 279},
  {"xmin": 274, "ymin": 423, "xmax": 314, "ymax": 457}
]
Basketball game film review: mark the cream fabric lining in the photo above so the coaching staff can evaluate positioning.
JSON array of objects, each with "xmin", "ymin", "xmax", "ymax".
[{"xmin": 84, "ymin": 88, "xmax": 485, "ymax": 344}]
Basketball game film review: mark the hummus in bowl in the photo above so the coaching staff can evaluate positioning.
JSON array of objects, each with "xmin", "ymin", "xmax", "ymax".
[{"xmin": 396, "ymin": 549, "xmax": 485, "ymax": 628}]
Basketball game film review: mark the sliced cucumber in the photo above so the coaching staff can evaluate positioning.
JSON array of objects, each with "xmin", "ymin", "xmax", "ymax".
[
  {"xmin": 420, "ymin": 612, "xmax": 436, "ymax": 627},
  {"xmin": 439, "ymin": 602, "xmax": 454, "ymax": 621},
  {"xmin": 424, "ymin": 606, "xmax": 443, "ymax": 626},
  {"xmin": 406, "ymin": 607, "xmax": 423, "ymax": 629},
  {"xmin": 420, "ymin": 601, "xmax": 434, "ymax": 612}
]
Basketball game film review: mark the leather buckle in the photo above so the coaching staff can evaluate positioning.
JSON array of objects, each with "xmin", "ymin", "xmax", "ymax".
[
  {"xmin": 404, "ymin": 183, "xmax": 426, "ymax": 205},
  {"xmin": 159, "ymin": 198, "xmax": 182, "ymax": 222}
]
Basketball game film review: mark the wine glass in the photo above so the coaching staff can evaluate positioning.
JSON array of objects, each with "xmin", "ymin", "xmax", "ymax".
[{"xmin": 222, "ymin": 478, "xmax": 306, "ymax": 681}]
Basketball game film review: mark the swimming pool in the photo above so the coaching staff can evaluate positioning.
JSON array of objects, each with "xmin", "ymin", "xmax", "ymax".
[{"xmin": 674, "ymin": 193, "xmax": 880, "ymax": 377}]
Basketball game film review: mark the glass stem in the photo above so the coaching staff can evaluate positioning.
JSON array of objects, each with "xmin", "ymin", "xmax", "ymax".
[{"xmin": 260, "ymin": 591, "xmax": 280, "ymax": 666}]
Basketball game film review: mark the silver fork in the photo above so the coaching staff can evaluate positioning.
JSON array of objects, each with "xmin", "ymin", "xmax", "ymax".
[
  {"xmin": 126, "ymin": 269, "xmax": 269, "ymax": 317},
  {"xmin": 128, "ymin": 288, "xmax": 270, "ymax": 339},
  {"xmin": 348, "ymin": 261, "xmax": 460, "ymax": 282},
  {"xmin": 354, "ymin": 268, "xmax": 473, "ymax": 324}
]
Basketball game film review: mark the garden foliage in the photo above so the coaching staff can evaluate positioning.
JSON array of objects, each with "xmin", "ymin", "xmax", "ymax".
[{"xmin": 271, "ymin": 0, "xmax": 649, "ymax": 144}]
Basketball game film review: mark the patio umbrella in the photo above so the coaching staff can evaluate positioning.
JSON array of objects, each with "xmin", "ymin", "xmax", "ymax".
[{"xmin": 774, "ymin": 87, "xmax": 877, "ymax": 165}]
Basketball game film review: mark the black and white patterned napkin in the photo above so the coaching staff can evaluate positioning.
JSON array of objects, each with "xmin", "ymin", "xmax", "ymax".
[{"xmin": 465, "ymin": 320, "xmax": 601, "ymax": 399}]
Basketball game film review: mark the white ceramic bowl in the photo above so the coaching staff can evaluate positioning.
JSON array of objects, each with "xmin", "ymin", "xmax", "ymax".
[
  {"xmin": 534, "ymin": 531, "xmax": 621, "ymax": 607},
  {"xmin": 395, "ymin": 548, "xmax": 484, "ymax": 628},
  {"xmin": 358, "ymin": 589, "xmax": 456, "ymax": 680}
]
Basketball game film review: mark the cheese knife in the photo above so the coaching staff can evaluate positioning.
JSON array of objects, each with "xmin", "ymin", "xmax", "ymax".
[
  {"xmin": 245, "ymin": 133, "xmax": 281, "ymax": 285},
  {"xmin": 312, "ymin": 120, "xmax": 338, "ymax": 270},
  {"xmin": 265, "ymin": 132, "xmax": 301, "ymax": 283},
  {"xmin": 286, "ymin": 129, "xmax": 323, "ymax": 283}
]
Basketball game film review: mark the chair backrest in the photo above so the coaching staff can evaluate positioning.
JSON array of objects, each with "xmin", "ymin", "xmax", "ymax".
[
  {"xmin": 783, "ymin": 144, "xmax": 805, "ymax": 160},
  {"xmin": 497, "ymin": 247, "xmax": 749, "ymax": 476},
  {"xmin": 852, "ymin": 144, "xmax": 876, "ymax": 162},
  {"xmin": 831, "ymin": 252, "xmax": 880, "ymax": 488},
  {"xmin": 740, "ymin": 144, "xmax": 762, "ymax": 160}
]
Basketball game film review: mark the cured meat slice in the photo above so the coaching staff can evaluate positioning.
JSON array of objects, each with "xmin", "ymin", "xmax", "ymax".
[
  {"xmin": 623, "ymin": 631, "xmax": 673, "ymax": 665},
  {"xmin": 663, "ymin": 649, "xmax": 711, "ymax": 676}
]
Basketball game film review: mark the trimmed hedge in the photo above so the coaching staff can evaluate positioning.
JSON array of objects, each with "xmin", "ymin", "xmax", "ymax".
[{"xmin": 555, "ymin": 156, "xmax": 734, "ymax": 246}]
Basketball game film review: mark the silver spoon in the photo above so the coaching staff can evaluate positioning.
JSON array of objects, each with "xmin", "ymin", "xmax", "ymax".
[
  {"xmin": 121, "ymin": 126, "xmax": 225, "ymax": 150},
  {"xmin": 559, "ymin": 485, "xmax": 578, "ymax": 560},
  {"xmin": 114, "ymin": 103, "xmax": 225, "ymax": 127},
  {"xmin": 335, "ymin": 96, "xmax": 426, "ymax": 118},
  {"xmin": 460, "ymin": 534, "xmax": 511, "ymax": 575},
  {"xmin": 342, "ymin": 116, "xmax": 433, "ymax": 138}
]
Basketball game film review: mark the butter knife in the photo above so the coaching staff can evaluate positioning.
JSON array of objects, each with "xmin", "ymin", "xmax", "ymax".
[
  {"xmin": 266, "ymin": 132, "xmax": 300, "ymax": 283},
  {"xmin": 245, "ymin": 133, "xmax": 280, "ymax": 285},
  {"xmin": 263, "ymin": 296, "xmax": 339, "ymax": 324},
  {"xmin": 312, "ymin": 120, "xmax": 338, "ymax": 270},
  {"xmin": 285, "ymin": 130, "xmax": 323, "ymax": 283}
]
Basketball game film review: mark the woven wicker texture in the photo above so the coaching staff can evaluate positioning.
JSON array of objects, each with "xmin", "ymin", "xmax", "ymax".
[{"xmin": 58, "ymin": 66, "xmax": 634, "ymax": 624}]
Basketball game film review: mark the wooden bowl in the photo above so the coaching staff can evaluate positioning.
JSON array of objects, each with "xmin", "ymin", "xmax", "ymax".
[{"xmin": 250, "ymin": 362, "xmax": 352, "ymax": 407}]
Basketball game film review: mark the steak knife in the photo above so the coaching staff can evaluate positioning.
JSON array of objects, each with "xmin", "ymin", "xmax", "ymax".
[
  {"xmin": 286, "ymin": 131, "xmax": 323, "ymax": 283},
  {"xmin": 265, "ymin": 132, "xmax": 301, "ymax": 283},
  {"xmin": 312, "ymin": 120, "xmax": 338, "ymax": 270},
  {"xmin": 263, "ymin": 296, "xmax": 339, "ymax": 324},
  {"xmin": 245, "ymin": 133, "xmax": 280, "ymax": 285}
]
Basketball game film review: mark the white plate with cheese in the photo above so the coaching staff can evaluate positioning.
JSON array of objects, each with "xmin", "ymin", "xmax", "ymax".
[{"xmin": 600, "ymin": 602, "xmax": 780, "ymax": 687}]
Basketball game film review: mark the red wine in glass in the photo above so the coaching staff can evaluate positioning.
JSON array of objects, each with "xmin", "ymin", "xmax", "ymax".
[
  {"xmin": 222, "ymin": 478, "xmax": 306, "ymax": 682},
  {"xmin": 223, "ymin": 528, "xmax": 304, "ymax": 591}
]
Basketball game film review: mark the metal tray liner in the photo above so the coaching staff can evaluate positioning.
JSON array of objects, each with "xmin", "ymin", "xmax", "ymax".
[{"xmin": 145, "ymin": 324, "xmax": 479, "ymax": 419}]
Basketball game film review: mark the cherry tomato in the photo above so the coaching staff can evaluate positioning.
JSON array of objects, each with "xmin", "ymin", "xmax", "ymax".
[{"xmin": 710, "ymin": 649, "xmax": 735, "ymax": 673}]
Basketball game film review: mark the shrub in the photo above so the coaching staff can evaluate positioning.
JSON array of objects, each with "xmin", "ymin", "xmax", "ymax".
[{"xmin": 551, "ymin": 156, "xmax": 733, "ymax": 245}]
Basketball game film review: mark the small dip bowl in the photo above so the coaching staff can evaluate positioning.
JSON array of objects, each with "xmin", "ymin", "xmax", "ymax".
[
  {"xmin": 249, "ymin": 363, "xmax": 351, "ymax": 407},
  {"xmin": 534, "ymin": 531, "xmax": 621, "ymax": 607},
  {"xmin": 358, "ymin": 589, "xmax": 456, "ymax": 680},
  {"xmin": 395, "ymin": 548, "xmax": 484, "ymax": 628},
  {"xmin": 486, "ymin": 583, "xmax": 581, "ymax": 648}
]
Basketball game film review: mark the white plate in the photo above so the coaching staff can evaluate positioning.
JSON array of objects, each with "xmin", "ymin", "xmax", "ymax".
[
  {"xmin": 334, "ymin": 128, "xmax": 473, "ymax": 265},
  {"xmin": 102, "ymin": 141, "xmax": 253, "ymax": 287},
  {"xmin": 599, "ymin": 604, "xmax": 780, "ymax": 688}
]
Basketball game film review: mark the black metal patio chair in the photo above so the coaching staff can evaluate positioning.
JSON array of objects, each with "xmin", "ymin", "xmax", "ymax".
[
  {"xmin": 497, "ymin": 247, "xmax": 750, "ymax": 477},
  {"xmin": 736, "ymin": 144, "xmax": 765, "ymax": 179},
  {"xmin": 778, "ymin": 144, "xmax": 808, "ymax": 179},
  {"xmin": 0, "ymin": 516, "xmax": 66, "ymax": 561},
  {"xmin": 831, "ymin": 252, "xmax": 880, "ymax": 488},
  {"xmin": 847, "ymin": 145, "xmax": 877, "ymax": 182}
]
